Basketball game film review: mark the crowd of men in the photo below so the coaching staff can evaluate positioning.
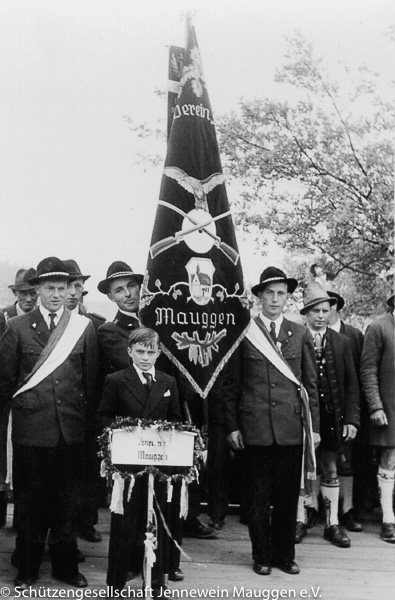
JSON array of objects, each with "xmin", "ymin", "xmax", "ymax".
[{"xmin": 0, "ymin": 257, "xmax": 394, "ymax": 593}]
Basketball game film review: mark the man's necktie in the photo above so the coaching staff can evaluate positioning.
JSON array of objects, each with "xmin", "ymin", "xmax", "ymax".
[
  {"xmin": 315, "ymin": 333, "xmax": 323, "ymax": 359},
  {"xmin": 49, "ymin": 312, "xmax": 57, "ymax": 333},
  {"xmin": 269, "ymin": 321, "xmax": 277, "ymax": 345},
  {"xmin": 143, "ymin": 372, "xmax": 153, "ymax": 393}
]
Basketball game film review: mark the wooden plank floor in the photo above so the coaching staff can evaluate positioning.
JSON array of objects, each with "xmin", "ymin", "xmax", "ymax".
[{"xmin": 1, "ymin": 507, "xmax": 394, "ymax": 599}]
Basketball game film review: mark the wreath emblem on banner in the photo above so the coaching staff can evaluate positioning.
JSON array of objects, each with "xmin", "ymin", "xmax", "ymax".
[{"xmin": 98, "ymin": 417, "xmax": 205, "ymax": 482}]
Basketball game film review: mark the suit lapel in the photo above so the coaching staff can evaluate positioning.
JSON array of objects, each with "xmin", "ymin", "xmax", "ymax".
[
  {"xmin": 123, "ymin": 367, "xmax": 149, "ymax": 411},
  {"xmin": 29, "ymin": 309, "xmax": 50, "ymax": 347},
  {"xmin": 144, "ymin": 373, "xmax": 168, "ymax": 418},
  {"xmin": 278, "ymin": 318, "xmax": 295, "ymax": 353}
]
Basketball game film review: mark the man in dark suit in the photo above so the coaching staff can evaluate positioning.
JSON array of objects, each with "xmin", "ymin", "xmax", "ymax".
[
  {"xmin": 0, "ymin": 257, "xmax": 98, "ymax": 590},
  {"xmin": 361, "ymin": 294, "xmax": 395, "ymax": 543},
  {"xmin": 97, "ymin": 261, "xmax": 143, "ymax": 373},
  {"xmin": 1, "ymin": 268, "xmax": 38, "ymax": 320},
  {"xmin": 226, "ymin": 267, "xmax": 320, "ymax": 576},
  {"xmin": 301, "ymin": 283, "xmax": 360, "ymax": 548},
  {"xmin": 0, "ymin": 268, "xmax": 38, "ymax": 527},
  {"xmin": 327, "ymin": 291, "xmax": 366, "ymax": 530},
  {"xmin": 97, "ymin": 327, "xmax": 181, "ymax": 596},
  {"xmin": 62, "ymin": 259, "xmax": 106, "ymax": 544}
]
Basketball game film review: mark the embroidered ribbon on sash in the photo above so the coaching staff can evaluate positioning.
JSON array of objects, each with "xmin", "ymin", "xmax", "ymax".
[
  {"xmin": 13, "ymin": 309, "xmax": 90, "ymax": 398},
  {"xmin": 246, "ymin": 319, "xmax": 316, "ymax": 480}
]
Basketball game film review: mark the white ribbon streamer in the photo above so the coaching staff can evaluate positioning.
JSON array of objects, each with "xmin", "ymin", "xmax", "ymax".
[{"xmin": 110, "ymin": 473, "xmax": 125, "ymax": 514}]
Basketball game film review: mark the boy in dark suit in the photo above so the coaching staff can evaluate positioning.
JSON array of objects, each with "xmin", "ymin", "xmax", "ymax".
[{"xmin": 97, "ymin": 327, "xmax": 181, "ymax": 596}]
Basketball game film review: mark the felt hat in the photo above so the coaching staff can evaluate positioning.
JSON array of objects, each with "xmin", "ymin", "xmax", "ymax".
[
  {"xmin": 28, "ymin": 257, "xmax": 70, "ymax": 285},
  {"xmin": 62, "ymin": 259, "xmax": 90, "ymax": 282},
  {"xmin": 8, "ymin": 268, "xmax": 37, "ymax": 291},
  {"xmin": 98, "ymin": 261, "xmax": 144, "ymax": 294},
  {"xmin": 300, "ymin": 282, "xmax": 338, "ymax": 315},
  {"xmin": 327, "ymin": 291, "xmax": 345, "ymax": 311},
  {"xmin": 251, "ymin": 266, "xmax": 298, "ymax": 296}
]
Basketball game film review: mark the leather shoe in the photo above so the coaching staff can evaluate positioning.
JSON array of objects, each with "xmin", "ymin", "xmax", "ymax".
[
  {"xmin": 324, "ymin": 524, "xmax": 351, "ymax": 548},
  {"xmin": 274, "ymin": 560, "xmax": 300, "ymax": 575},
  {"xmin": 253, "ymin": 562, "xmax": 271, "ymax": 575},
  {"xmin": 14, "ymin": 575, "xmax": 37, "ymax": 589},
  {"xmin": 52, "ymin": 571, "xmax": 88, "ymax": 587},
  {"xmin": 152, "ymin": 586, "xmax": 167, "ymax": 599},
  {"xmin": 341, "ymin": 510, "xmax": 363, "ymax": 532},
  {"xmin": 295, "ymin": 521, "xmax": 307, "ymax": 543},
  {"xmin": 208, "ymin": 518, "xmax": 225, "ymax": 530},
  {"xmin": 79, "ymin": 526, "xmax": 102, "ymax": 543},
  {"xmin": 380, "ymin": 522, "xmax": 395, "ymax": 543},
  {"xmin": 169, "ymin": 568, "xmax": 184, "ymax": 581},
  {"xmin": 184, "ymin": 518, "xmax": 218, "ymax": 539}
]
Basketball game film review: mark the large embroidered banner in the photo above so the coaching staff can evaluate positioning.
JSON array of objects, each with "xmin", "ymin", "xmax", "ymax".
[{"xmin": 140, "ymin": 21, "xmax": 250, "ymax": 398}]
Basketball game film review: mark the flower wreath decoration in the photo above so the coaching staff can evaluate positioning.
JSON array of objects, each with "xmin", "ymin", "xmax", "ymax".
[{"xmin": 98, "ymin": 417, "xmax": 205, "ymax": 483}]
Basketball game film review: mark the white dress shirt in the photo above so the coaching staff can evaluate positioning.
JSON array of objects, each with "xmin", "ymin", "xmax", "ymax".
[
  {"xmin": 39, "ymin": 305, "xmax": 64, "ymax": 330},
  {"xmin": 133, "ymin": 363, "xmax": 156, "ymax": 385},
  {"xmin": 259, "ymin": 313, "xmax": 284, "ymax": 338}
]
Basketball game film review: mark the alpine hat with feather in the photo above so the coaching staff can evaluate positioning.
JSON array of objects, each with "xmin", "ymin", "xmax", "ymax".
[{"xmin": 300, "ymin": 282, "xmax": 338, "ymax": 315}]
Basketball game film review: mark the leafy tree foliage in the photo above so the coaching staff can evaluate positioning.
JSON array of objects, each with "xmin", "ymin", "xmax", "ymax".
[{"xmin": 216, "ymin": 33, "xmax": 394, "ymax": 315}]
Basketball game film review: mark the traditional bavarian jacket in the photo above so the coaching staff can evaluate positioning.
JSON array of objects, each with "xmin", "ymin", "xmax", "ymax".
[{"xmin": 308, "ymin": 327, "xmax": 360, "ymax": 443}]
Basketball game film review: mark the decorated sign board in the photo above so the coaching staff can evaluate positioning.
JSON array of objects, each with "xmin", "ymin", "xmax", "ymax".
[{"xmin": 111, "ymin": 427, "xmax": 195, "ymax": 467}]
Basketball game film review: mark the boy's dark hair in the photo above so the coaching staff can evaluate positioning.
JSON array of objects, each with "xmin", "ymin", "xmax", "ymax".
[{"xmin": 127, "ymin": 327, "xmax": 160, "ymax": 349}]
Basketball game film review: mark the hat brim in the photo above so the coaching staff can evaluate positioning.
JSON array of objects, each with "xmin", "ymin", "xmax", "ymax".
[
  {"xmin": 300, "ymin": 296, "xmax": 338, "ymax": 315},
  {"xmin": 28, "ymin": 274, "xmax": 70, "ymax": 286},
  {"xmin": 98, "ymin": 273, "xmax": 144, "ymax": 294},
  {"xmin": 387, "ymin": 294, "xmax": 394, "ymax": 308},
  {"xmin": 68, "ymin": 275, "xmax": 90, "ymax": 283},
  {"xmin": 8, "ymin": 284, "xmax": 37, "ymax": 292},
  {"xmin": 327, "ymin": 291, "xmax": 345, "ymax": 311},
  {"xmin": 251, "ymin": 277, "xmax": 298, "ymax": 296}
]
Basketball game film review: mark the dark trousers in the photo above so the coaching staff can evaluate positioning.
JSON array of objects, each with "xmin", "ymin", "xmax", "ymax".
[
  {"xmin": 75, "ymin": 434, "xmax": 100, "ymax": 531},
  {"xmin": 245, "ymin": 443, "xmax": 303, "ymax": 565},
  {"xmin": 12, "ymin": 440, "xmax": 83, "ymax": 580},
  {"xmin": 107, "ymin": 475, "xmax": 168, "ymax": 591},
  {"xmin": 207, "ymin": 421, "xmax": 231, "ymax": 522}
]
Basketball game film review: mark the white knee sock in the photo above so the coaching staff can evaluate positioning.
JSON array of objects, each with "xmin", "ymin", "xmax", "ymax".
[
  {"xmin": 297, "ymin": 495, "xmax": 306, "ymax": 523},
  {"xmin": 310, "ymin": 476, "xmax": 321, "ymax": 511},
  {"xmin": 321, "ymin": 478, "xmax": 340, "ymax": 527},
  {"xmin": 377, "ymin": 468, "xmax": 395, "ymax": 524},
  {"xmin": 339, "ymin": 475, "xmax": 354, "ymax": 515}
]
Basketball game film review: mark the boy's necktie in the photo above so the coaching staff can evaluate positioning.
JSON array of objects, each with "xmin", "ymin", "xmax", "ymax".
[{"xmin": 143, "ymin": 372, "xmax": 153, "ymax": 393}]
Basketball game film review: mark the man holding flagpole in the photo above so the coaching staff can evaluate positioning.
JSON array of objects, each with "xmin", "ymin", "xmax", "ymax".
[
  {"xmin": 226, "ymin": 267, "xmax": 320, "ymax": 576},
  {"xmin": 0, "ymin": 257, "xmax": 98, "ymax": 590}
]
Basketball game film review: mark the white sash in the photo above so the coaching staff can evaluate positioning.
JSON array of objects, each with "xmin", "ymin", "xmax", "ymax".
[
  {"xmin": 246, "ymin": 319, "xmax": 317, "ymax": 480},
  {"xmin": 13, "ymin": 312, "xmax": 90, "ymax": 398},
  {"xmin": 246, "ymin": 320, "xmax": 300, "ymax": 386}
]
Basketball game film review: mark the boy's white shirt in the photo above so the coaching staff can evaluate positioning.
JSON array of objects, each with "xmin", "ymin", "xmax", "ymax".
[{"xmin": 133, "ymin": 363, "xmax": 156, "ymax": 384}]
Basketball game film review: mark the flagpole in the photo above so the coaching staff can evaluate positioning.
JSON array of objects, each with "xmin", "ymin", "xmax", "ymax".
[{"xmin": 185, "ymin": 10, "xmax": 192, "ymax": 46}]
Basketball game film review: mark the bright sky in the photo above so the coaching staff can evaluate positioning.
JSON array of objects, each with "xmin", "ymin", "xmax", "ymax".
[{"xmin": 0, "ymin": 0, "xmax": 393, "ymax": 302}]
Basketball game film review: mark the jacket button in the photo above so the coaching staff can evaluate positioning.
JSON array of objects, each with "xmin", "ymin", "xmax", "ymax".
[
  {"xmin": 271, "ymin": 402, "xmax": 276, "ymax": 407},
  {"xmin": 271, "ymin": 383, "xmax": 275, "ymax": 388},
  {"xmin": 57, "ymin": 401, "xmax": 61, "ymax": 405}
]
